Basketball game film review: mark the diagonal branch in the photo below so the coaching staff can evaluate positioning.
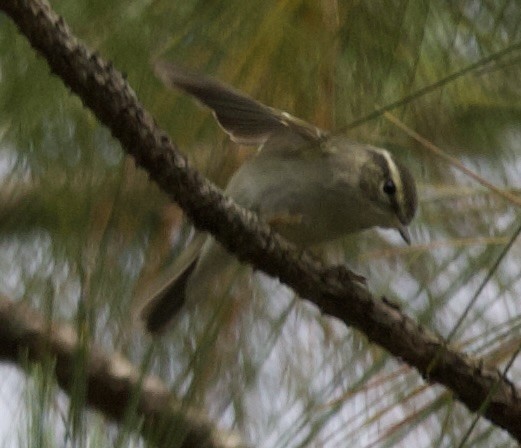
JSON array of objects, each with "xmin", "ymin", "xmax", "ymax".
[
  {"xmin": 0, "ymin": 296, "xmax": 245, "ymax": 448},
  {"xmin": 1, "ymin": 0, "xmax": 521, "ymax": 441}
]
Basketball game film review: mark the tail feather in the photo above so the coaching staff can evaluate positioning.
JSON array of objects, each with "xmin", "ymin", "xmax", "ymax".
[{"xmin": 140, "ymin": 259, "xmax": 197, "ymax": 333}]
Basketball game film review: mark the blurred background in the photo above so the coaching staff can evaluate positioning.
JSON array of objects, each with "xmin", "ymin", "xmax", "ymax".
[{"xmin": 1, "ymin": 0, "xmax": 521, "ymax": 446}]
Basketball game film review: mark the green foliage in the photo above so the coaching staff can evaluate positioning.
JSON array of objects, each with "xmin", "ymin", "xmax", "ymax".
[{"xmin": 1, "ymin": 0, "xmax": 521, "ymax": 446}]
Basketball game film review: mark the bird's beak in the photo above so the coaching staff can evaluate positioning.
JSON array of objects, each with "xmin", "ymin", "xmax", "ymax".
[{"xmin": 398, "ymin": 224, "xmax": 411, "ymax": 245}]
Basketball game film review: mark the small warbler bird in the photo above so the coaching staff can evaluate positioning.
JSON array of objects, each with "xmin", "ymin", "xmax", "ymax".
[{"xmin": 141, "ymin": 63, "xmax": 418, "ymax": 333}]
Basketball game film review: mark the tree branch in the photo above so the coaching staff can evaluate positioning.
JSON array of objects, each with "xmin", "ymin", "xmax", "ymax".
[
  {"xmin": 0, "ymin": 296, "xmax": 245, "ymax": 448},
  {"xmin": 1, "ymin": 0, "xmax": 521, "ymax": 441}
]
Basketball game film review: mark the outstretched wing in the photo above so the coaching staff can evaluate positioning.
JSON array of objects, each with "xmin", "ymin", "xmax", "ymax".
[{"xmin": 154, "ymin": 61, "xmax": 327, "ymax": 146}]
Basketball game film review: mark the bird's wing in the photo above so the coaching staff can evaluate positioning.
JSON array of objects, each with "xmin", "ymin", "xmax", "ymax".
[
  {"xmin": 139, "ymin": 233, "xmax": 206, "ymax": 333},
  {"xmin": 154, "ymin": 61, "xmax": 327, "ymax": 146}
]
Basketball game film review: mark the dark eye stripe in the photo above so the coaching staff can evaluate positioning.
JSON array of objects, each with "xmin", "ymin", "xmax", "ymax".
[{"xmin": 369, "ymin": 150, "xmax": 402, "ymax": 214}]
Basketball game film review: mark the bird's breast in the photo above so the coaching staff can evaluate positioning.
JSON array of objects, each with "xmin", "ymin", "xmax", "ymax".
[{"xmin": 225, "ymin": 154, "xmax": 384, "ymax": 246}]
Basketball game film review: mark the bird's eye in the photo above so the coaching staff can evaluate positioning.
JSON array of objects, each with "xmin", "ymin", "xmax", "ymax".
[{"xmin": 383, "ymin": 179, "xmax": 396, "ymax": 195}]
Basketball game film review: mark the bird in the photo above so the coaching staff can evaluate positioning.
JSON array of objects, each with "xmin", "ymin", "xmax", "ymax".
[{"xmin": 140, "ymin": 62, "xmax": 418, "ymax": 333}]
